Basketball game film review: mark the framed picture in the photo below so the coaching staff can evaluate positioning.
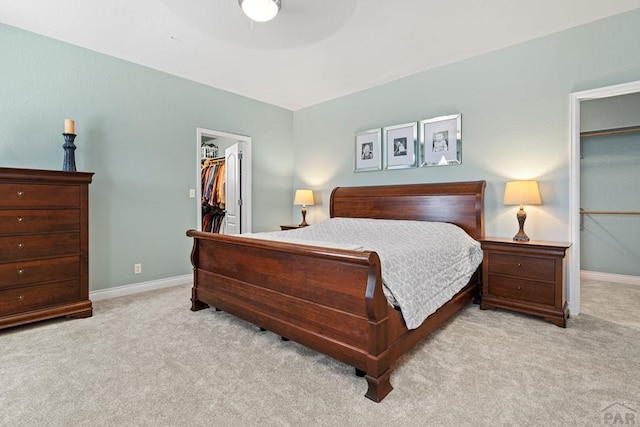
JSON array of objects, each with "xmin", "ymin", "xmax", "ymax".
[
  {"xmin": 383, "ymin": 122, "xmax": 417, "ymax": 169},
  {"xmin": 420, "ymin": 114, "xmax": 461, "ymax": 167},
  {"xmin": 354, "ymin": 128, "xmax": 382, "ymax": 172}
]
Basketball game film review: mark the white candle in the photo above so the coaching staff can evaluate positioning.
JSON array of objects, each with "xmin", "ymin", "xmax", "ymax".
[{"xmin": 64, "ymin": 119, "xmax": 75, "ymax": 134}]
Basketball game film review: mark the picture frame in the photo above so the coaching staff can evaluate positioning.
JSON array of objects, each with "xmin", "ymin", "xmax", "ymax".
[
  {"xmin": 354, "ymin": 128, "xmax": 382, "ymax": 172},
  {"xmin": 383, "ymin": 122, "xmax": 417, "ymax": 169},
  {"xmin": 420, "ymin": 114, "xmax": 462, "ymax": 167}
]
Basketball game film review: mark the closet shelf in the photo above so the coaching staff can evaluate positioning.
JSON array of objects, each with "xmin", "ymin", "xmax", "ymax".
[{"xmin": 580, "ymin": 125, "xmax": 640, "ymax": 139}]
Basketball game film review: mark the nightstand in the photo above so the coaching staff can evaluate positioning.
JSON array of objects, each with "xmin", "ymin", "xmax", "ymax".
[
  {"xmin": 280, "ymin": 224, "xmax": 307, "ymax": 230},
  {"xmin": 479, "ymin": 238, "xmax": 571, "ymax": 327}
]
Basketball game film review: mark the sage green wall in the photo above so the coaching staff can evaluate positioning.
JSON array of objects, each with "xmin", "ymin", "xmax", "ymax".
[
  {"xmin": 580, "ymin": 93, "xmax": 640, "ymax": 275},
  {"xmin": 0, "ymin": 23, "xmax": 293, "ymax": 291},
  {"xmin": 292, "ymin": 9, "xmax": 640, "ymax": 245}
]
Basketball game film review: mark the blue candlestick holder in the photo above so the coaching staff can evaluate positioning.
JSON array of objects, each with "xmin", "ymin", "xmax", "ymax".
[{"xmin": 62, "ymin": 133, "xmax": 77, "ymax": 172}]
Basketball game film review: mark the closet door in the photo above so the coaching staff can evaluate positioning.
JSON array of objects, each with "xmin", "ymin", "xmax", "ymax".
[{"xmin": 224, "ymin": 143, "xmax": 241, "ymax": 234}]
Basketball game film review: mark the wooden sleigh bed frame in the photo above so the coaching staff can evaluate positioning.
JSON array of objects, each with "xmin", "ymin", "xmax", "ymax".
[{"xmin": 187, "ymin": 180, "xmax": 485, "ymax": 402}]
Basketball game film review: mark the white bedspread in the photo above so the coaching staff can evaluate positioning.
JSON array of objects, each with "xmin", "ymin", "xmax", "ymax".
[{"xmin": 239, "ymin": 218, "xmax": 483, "ymax": 329}]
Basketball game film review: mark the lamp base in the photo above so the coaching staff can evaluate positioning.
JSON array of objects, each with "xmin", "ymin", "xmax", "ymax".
[
  {"xmin": 299, "ymin": 206, "xmax": 309, "ymax": 227},
  {"xmin": 513, "ymin": 207, "xmax": 530, "ymax": 242}
]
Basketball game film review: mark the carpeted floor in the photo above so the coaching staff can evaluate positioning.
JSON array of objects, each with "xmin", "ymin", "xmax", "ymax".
[{"xmin": 1, "ymin": 279, "xmax": 638, "ymax": 426}]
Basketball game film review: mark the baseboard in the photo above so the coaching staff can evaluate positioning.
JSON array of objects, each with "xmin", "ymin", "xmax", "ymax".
[
  {"xmin": 580, "ymin": 270, "xmax": 640, "ymax": 286},
  {"xmin": 90, "ymin": 274, "xmax": 193, "ymax": 302}
]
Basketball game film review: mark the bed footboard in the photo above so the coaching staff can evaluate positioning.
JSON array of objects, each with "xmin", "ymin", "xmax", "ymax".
[{"xmin": 186, "ymin": 230, "xmax": 394, "ymax": 402}]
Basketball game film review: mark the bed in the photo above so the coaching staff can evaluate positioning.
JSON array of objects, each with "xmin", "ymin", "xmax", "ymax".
[{"xmin": 186, "ymin": 180, "xmax": 485, "ymax": 402}]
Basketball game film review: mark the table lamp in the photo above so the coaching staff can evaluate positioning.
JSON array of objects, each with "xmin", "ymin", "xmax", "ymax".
[
  {"xmin": 294, "ymin": 189, "xmax": 314, "ymax": 226},
  {"xmin": 503, "ymin": 180, "xmax": 542, "ymax": 242}
]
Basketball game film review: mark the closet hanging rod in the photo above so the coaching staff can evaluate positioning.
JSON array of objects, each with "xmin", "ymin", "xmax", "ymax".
[
  {"xmin": 203, "ymin": 157, "xmax": 225, "ymax": 165},
  {"xmin": 579, "ymin": 210, "xmax": 640, "ymax": 215},
  {"xmin": 580, "ymin": 125, "xmax": 640, "ymax": 139}
]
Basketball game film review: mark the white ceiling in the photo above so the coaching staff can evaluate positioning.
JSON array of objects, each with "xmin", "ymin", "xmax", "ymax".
[{"xmin": 2, "ymin": 0, "xmax": 640, "ymax": 110}]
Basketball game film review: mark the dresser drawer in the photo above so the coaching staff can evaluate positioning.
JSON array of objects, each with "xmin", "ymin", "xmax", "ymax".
[
  {"xmin": 0, "ymin": 183, "xmax": 80, "ymax": 208},
  {"xmin": 0, "ymin": 256, "xmax": 80, "ymax": 290},
  {"xmin": 488, "ymin": 253, "xmax": 555, "ymax": 282},
  {"xmin": 487, "ymin": 275, "xmax": 555, "ymax": 306},
  {"xmin": 0, "ymin": 233, "xmax": 80, "ymax": 262},
  {"xmin": 0, "ymin": 280, "xmax": 81, "ymax": 317},
  {"xmin": 0, "ymin": 209, "xmax": 80, "ymax": 235}
]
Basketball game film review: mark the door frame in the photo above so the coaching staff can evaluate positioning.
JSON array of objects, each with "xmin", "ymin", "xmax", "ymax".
[
  {"xmin": 196, "ymin": 127, "xmax": 252, "ymax": 233},
  {"xmin": 568, "ymin": 79, "xmax": 640, "ymax": 315}
]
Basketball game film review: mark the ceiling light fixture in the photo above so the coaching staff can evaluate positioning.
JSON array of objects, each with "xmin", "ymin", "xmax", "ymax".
[{"xmin": 238, "ymin": 0, "xmax": 281, "ymax": 23}]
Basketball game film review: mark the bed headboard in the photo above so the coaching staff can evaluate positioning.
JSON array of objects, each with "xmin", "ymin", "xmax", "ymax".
[{"xmin": 329, "ymin": 181, "xmax": 486, "ymax": 240}]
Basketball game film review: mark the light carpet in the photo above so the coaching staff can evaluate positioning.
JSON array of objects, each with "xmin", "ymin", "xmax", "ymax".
[{"xmin": 1, "ymin": 279, "xmax": 638, "ymax": 426}]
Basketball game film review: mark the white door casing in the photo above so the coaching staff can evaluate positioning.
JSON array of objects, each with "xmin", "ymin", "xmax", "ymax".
[{"xmin": 224, "ymin": 143, "xmax": 241, "ymax": 235}]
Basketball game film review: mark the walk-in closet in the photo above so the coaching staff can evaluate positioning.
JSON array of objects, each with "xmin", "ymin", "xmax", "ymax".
[
  {"xmin": 201, "ymin": 154, "xmax": 226, "ymax": 233},
  {"xmin": 580, "ymin": 92, "xmax": 640, "ymax": 278},
  {"xmin": 197, "ymin": 128, "xmax": 252, "ymax": 235}
]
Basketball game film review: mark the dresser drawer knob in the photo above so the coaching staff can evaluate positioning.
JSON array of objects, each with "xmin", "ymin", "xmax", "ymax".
[
  {"xmin": 17, "ymin": 191, "xmax": 24, "ymax": 197},
  {"xmin": 517, "ymin": 263, "xmax": 522, "ymax": 267},
  {"xmin": 18, "ymin": 269, "xmax": 25, "ymax": 275},
  {"xmin": 517, "ymin": 286, "xmax": 522, "ymax": 290},
  {"xmin": 18, "ymin": 295, "xmax": 24, "ymax": 301},
  {"xmin": 17, "ymin": 216, "xmax": 24, "ymax": 223},
  {"xmin": 17, "ymin": 243, "xmax": 24, "ymax": 249}
]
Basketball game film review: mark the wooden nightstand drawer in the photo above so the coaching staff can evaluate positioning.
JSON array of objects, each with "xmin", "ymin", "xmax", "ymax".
[
  {"xmin": 0, "ymin": 209, "xmax": 80, "ymax": 235},
  {"xmin": 488, "ymin": 253, "xmax": 555, "ymax": 282},
  {"xmin": 487, "ymin": 275, "xmax": 555, "ymax": 306},
  {"xmin": 0, "ymin": 280, "xmax": 81, "ymax": 317},
  {"xmin": 0, "ymin": 183, "xmax": 80, "ymax": 208}
]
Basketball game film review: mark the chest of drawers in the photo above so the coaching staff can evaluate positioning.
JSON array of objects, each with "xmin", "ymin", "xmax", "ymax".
[
  {"xmin": 0, "ymin": 167, "xmax": 93, "ymax": 329},
  {"xmin": 479, "ymin": 238, "xmax": 571, "ymax": 327}
]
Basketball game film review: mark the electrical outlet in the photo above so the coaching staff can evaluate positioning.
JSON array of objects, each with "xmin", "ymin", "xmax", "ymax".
[
  {"xmin": 189, "ymin": 189, "xmax": 196, "ymax": 198},
  {"xmin": 134, "ymin": 263, "xmax": 142, "ymax": 274}
]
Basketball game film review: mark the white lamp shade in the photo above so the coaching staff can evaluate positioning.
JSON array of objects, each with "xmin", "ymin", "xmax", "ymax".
[
  {"xmin": 239, "ymin": 0, "xmax": 281, "ymax": 22},
  {"xmin": 294, "ymin": 189, "xmax": 314, "ymax": 206},
  {"xmin": 503, "ymin": 180, "xmax": 542, "ymax": 206}
]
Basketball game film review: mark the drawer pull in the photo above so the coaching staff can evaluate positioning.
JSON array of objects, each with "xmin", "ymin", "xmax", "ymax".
[
  {"xmin": 17, "ymin": 243, "xmax": 24, "ymax": 249},
  {"xmin": 517, "ymin": 286, "xmax": 522, "ymax": 290},
  {"xmin": 18, "ymin": 295, "xmax": 24, "ymax": 301},
  {"xmin": 17, "ymin": 216, "xmax": 24, "ymax": 223},
  {"xmin": 17, "ymin": 191, "xmax": 24, "ymax": 197},
  {"xmin": 517, "ymin": 263, "xmax": 522, "ymax": 267},
  {"xmin": 17, "ymin": 269, "xmax": 25, "ymax": 275}
]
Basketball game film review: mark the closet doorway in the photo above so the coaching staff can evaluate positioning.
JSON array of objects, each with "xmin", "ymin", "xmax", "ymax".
[
  {"xmin": 569, "ymin": 79, "xmax": 640, "ymax": 315},
  {"xmin": 196, "ymin": 128, "xmax": 252, "ymax": 234}
]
